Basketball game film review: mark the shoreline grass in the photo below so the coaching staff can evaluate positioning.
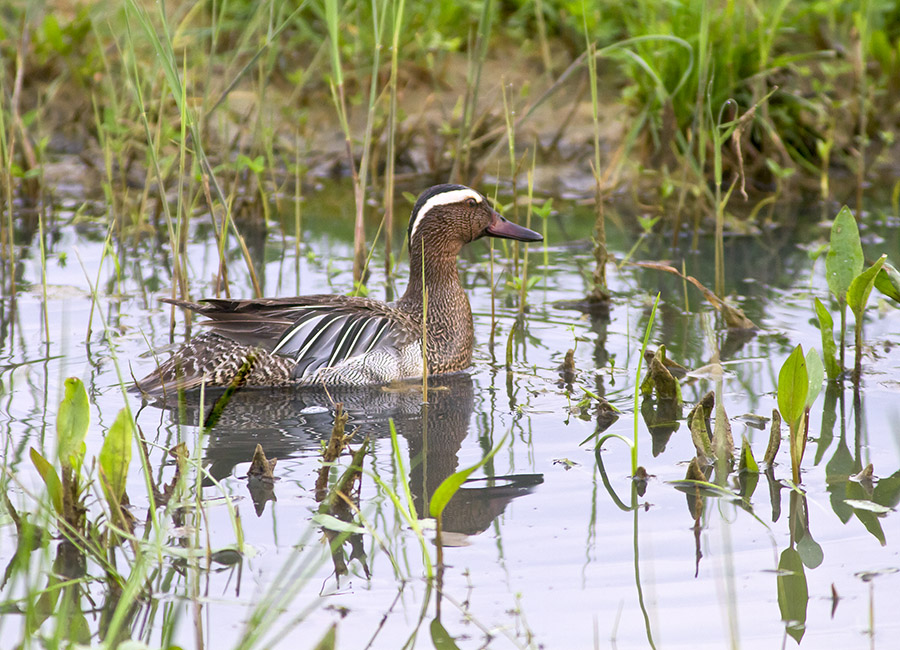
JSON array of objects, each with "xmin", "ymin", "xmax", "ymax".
[{"xmin": 2, "ymin": 0, "xmax": 899, "ymax": 236}]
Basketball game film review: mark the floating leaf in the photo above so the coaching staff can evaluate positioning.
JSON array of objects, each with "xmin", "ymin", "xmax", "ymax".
[
  {"xmin": 847, "ymin": 255, "xmax": 887, "ymax": 320},
  {"xmin": 430, "ymin": 434, "xmax": 508, "ymax": 519},
  {"xmin": 825, "ymin": 205, "xmax": 863, "ymax": 304},
  {"xmin": 777, "ymin": 345, "xmax": 808, "ymax": 429},
  {"xmin": 813, "ymin": 298, "xmax": 840, "ymax": 379},
  {"xmin": 99, "ymin": 408, "xmax": 133, "ymax": 506},
  {"xmin": 56, "ymin": 377, "xmax": 89, "ymax": 473},
  {"xmin": 30, "ymin": 448, "xmax": 63, "ymax": 515}
]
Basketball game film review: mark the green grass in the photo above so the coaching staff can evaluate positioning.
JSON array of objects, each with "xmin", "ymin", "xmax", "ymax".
[
  {"xmin": 2, "ymin": 3, "xmax": 900, "ymax": 645},
  {"xmin": 2, "ymin": 0, "xmax": 900, "ymax": 249}
]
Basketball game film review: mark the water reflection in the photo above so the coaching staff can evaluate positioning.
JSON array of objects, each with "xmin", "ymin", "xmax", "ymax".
[{"xmin": 140, "ymin": 373, "xmax": 542, "ymax": 538}]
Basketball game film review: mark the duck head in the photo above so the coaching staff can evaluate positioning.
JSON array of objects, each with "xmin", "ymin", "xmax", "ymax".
[{"xmin": 407, "ymin": 184, "xmax": 543, "ymax": 255}]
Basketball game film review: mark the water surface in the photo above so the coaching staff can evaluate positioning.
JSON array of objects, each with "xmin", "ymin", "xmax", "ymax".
[{"xmin": 1, "ymin": 186, "xmax": 899, "ymax": 648}]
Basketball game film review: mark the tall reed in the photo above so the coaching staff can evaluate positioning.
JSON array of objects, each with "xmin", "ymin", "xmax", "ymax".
[
  {"xmin": 383, "ymin": 0, "xmax": 407, "ymax": 287},
  {"xmin": 450, "ymin": 0, "xmax": 494, "ymax": 182},
  {"xmin": 585, "ymin": 36, "xmax": 609, "ymax": 307},
  {"xmin": 325, "ymin": 0, "xmax": 389, "ymax": 289}
]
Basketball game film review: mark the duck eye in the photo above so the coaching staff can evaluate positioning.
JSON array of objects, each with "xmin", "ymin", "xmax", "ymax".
[{"xmin": 466, "ymin": 198, "xmax": 478, "ymax": 207}]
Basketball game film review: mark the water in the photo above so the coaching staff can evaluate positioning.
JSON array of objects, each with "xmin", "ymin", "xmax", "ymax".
[{"xmin": 2, "ymin": 187, "xmax": 899, "ymax": 648}]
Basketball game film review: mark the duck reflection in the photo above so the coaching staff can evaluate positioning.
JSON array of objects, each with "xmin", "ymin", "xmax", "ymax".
[{"xmin": 140, "ymin": 373, "xmax": 542, "ymax": 538}]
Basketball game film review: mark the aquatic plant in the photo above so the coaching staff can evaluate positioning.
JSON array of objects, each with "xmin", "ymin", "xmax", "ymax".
[
  {"xmin": 818, "ymin": 205, "xmax": 897, "ymax": 382},
  {"xmin": 776, "ymin": 345, "xmax": 823, "ymax": 484}
]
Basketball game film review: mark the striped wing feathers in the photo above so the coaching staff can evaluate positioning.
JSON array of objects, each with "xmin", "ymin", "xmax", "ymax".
[{"xmin": 161, "ymin": 296, "xmax": 417, "ymax": 379}]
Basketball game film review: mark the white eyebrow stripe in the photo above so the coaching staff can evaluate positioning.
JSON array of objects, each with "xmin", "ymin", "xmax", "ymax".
[{"xmin": 409, "ymin": 188, "xmax": 483, "ymax": 242}]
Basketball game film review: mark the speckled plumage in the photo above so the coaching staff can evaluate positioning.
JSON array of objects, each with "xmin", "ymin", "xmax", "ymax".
[{"xmin": 135, "ymin": 184, "xmax": 542, "ymax": 394}]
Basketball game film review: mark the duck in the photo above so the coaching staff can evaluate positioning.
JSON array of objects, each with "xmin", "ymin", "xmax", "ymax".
[{"xmin": 135, "ymin": 184, "xmax": 543, "ymax": 394}]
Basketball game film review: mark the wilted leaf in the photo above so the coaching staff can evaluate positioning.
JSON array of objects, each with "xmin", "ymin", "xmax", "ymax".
[
  {"xmin": 686, "ymin": 457, "xmax": 707, "ymax": 481},
  {"xmin": 825, "ymin": 205, "xmax": 863, "ymax": 304},
  {"xmin": 764, "ymin": 409, "xmax": 782, "ymax": 466},
  {"xmin": 689, "ymin": 407, "xmax": 712, "ymax": 459},
  {"xmin": 642, "ymin": 347, "xmax": 682, "ymax": 401},
  {"xmin": 248, "ymin": 443, "xmax": 277, "ymax": 479},
  {"xmin": 632, "ymin": 261, "xmax": 757, "ymax": 330},
  {"xmin": 57, "ymin": 378, "xmax": 89, "ymax": 473},
  {"xmin": 713, "ymin": 399, "xmax": 734, "ymax": 462}
]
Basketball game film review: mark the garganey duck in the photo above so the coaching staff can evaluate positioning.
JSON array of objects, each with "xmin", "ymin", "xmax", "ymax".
[{"xmin": 136, "ymin": 184, "xmax": 542, "ymax": 394}]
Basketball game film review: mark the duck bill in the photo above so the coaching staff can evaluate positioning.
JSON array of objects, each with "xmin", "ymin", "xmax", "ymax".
[{"xmin": 485, "ymin": 211, "xmax": 543, "ymax": 242}]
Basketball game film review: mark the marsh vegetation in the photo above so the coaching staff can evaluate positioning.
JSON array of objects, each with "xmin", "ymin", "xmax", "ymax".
[{"xmin": 2, "ymin": 1, "xmax": 900, "ymax": 648}]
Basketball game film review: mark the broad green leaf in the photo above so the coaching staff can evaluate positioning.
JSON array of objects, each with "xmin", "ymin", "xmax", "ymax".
[
  {"xmin": 825, "ymin": 206, "xmax": 863, "ymax": 303},
  {"xmin": 56, "ymin": 377, "xmax": 89, "ymax": 473},
  {"xmin": 776, "ymin": 547, "xmax": 808, "ymax": 644},
  {"xmin": 429, "ymin": 433, "xmax": 508, "ymax": 519},
  {"xmin": 804, "ymin": 348, "xmax": 824, "ymax": 409},
  {"xmin": 430, "ymin": 618, "xmax": 461, "ymax": 650},
  {"xmin": 847, "ymin": 255, "xmax": 887, "ymax": 319},
  {"xmin": 777, "ymin": 345, "xmax": 808, "ymax": 429},
  {"xmin": 813, "ymin": 298, "xmax": 840, "ymax": 379},
  {"xmin": 30, "ymin": 448, "xmax": 63, "ymax": 515},
  {"xmin": 99, "ymin": 408, "xmax": 133, "ymax": 506},
  {"xmin": 874, "ymin": 262, "xmax": 900, "ymax": 304}
]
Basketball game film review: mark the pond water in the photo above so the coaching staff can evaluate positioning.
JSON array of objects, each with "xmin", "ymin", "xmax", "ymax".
[{"xmin": 2, "ymin": 183, "xmax": 899, "ymax": 649}]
